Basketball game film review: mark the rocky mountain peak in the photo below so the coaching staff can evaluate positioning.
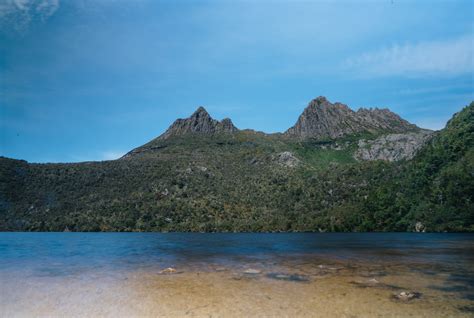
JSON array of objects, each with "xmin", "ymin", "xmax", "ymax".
[
  {"xmin": 220, "ymin": 118, "xmax": 236, "ymax": 131},
  {"xmin": 285, "ymin": 96, "xmax": 420, "ymax": 139},
  {"xmin": 312, "ymin": 96, "xmax": 329, "ymax": 104},
  {"xmin": 192, "ymin": 106, "xmax": 210, "ymax": 117},
  {"xmin": 159, "ymin": 106, "xmax": 238, "ymax": 140}
]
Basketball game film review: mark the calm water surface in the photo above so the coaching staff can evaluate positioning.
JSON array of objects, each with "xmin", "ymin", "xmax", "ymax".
[{"xmin": 1, "ymin": 233, "xmax": 473, "ymax": 317}]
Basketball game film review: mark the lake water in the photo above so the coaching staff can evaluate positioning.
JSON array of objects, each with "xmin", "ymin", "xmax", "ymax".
[{"xmin": 1, "ymin": 233, "xmax": 473, "ymax": 317}]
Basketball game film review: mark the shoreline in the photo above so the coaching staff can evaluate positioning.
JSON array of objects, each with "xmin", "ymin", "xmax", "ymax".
[{"xmin": 2, "ymin": 259, "xmax": 473, "ymax": 317}]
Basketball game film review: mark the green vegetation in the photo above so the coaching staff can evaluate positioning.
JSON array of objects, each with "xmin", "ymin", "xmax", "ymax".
[
  {"xmin": 1, "ymin": 104, "xmax": 473, "ymax": 232},
  {"xmin": 362, "ymin": 102, "xmax": 474, "ymax": 232}
]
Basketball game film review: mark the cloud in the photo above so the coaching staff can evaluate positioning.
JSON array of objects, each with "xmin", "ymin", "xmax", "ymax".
[
  {"xmin": 343, "ymin": 35, "xmax": 474, "ymax": 78},
  {"xmin": 100, "ymin": 150, "xmax": 125, "ymax": 161},
  {"xmin": 0, "ymin": 0, "xmax": 60, "ymax": 34},
  {"xmin": 67, "ymin": 150, "xmax": 126, "ymax": 163}
]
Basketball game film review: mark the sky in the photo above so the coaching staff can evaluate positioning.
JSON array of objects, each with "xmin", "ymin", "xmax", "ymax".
[{"xmin": 0, "ymin": 0, "xmax": 473, "ymax": 163}]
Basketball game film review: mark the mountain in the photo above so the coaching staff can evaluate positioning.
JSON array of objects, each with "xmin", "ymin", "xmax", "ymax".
[
  {"xmin": 0, "ymin": 98, "xmax": 472, "ymax": 232},
  {"xmin": 159, "ymin": 107, "xmax": 238, "ymax": 140},
  {"xmin": 127, "ymin": 96, "xmax": 426, "ymax": 159},
  {"xmin": 285, "ymin": 96, "xmax": 419, "ymax": 139},
  {"xmin": 124, "ymin": 106, "xmax": 238, "ymax": 157}
]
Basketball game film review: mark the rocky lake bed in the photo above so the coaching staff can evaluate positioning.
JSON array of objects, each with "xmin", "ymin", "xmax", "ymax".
[{"xmin": 1, "ymin": 233, "xmax": 473, "ymax": 317}]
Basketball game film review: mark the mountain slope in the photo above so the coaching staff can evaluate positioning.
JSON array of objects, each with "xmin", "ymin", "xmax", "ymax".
[
  {"xmin": 124, "ymin": 107, "xmax": 238, "ymax": 157},
  {"xmin": 0, "ymin": 99, "xmax": 471, "ymax": 232}
]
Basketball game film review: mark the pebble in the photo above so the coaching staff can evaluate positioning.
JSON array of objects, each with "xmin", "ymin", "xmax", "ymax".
[
  {"xmin": 266, "ymin": 272, "xmax": 310, "ymax": 282},
  {"xmin": 243, "ymin": 268, "xmax": 261, "ymax": 274},
  {"xmin": 393, "ymin": 291, "xmax": 422, "ymax": 302},
  {"xmin": 159, "ymin": 267, "xmax": 177, "ymax": 274}
]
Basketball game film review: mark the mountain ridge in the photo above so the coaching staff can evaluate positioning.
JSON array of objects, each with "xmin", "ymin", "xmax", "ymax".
[
  {"xmin": 285, "ymin": 96, "xmax": 420, "ymax": 139},
  {"xmin": 1, "ymin": 100, "xmax": 471, "ymax": 233},
  {"xmin": 124, "ymin": 96, "xmax": 424, "ymax": 158}
]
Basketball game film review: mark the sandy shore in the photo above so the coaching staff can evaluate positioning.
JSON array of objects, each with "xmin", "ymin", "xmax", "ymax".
[{"xmin": 2, "ymin": 260, "xmax": 473, "ymax": 317}]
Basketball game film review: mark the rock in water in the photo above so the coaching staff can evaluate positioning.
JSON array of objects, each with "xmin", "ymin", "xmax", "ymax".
[
  {"xmin": 159, "ymin": 267, "xmax": 177, "ymax": 274},
  {"xmin": 266, "ymin": 272, "xmax": 310, "ymax": 282},
  {"xmin": 415, "ymin": 222, "xmax": 426, "ymax": 232},
  {"xmin": 392, "ymin": 291, "xmax": 422, "ymax": 302},
  {"xmin": 243, "ymin": 268, "xmax": 261, "ymax": 274}
]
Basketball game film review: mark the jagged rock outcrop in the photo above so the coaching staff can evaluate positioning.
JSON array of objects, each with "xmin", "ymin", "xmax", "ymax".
[
  {"xmin": 273, "ymin": 151, "xmax": 300, "ymax": 168},
  {"xmin": 122, "ymin": 107, "xmax": 238, "ymax": 158},
  {"xmin": 159, "ymin": 107, "xmax": 238, "ymax": 140},
  {"xmin": 285, "ymin": 96, "xmax": 419, "ymax": 139},
  {"xmin": 354, "ymin": 130, "xmax": 433, "ymax": 162}
]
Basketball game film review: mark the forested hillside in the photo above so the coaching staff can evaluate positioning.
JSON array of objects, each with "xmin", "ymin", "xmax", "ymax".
[{"xmin": 1, "ymin": 100, "xmax": 472, "ymax": 232}]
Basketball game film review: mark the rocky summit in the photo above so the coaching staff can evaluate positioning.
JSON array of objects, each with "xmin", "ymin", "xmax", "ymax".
[
  {"xmin": 159, "ymin": 106, "xmax": 238, "ymax": 140},
  {"xmin": 1, "ymin": 98, "xmax": 472, "ymax": 233},
  {"xmin": 285, "ymin": 96, "xmax": 419, "ymax": 139}
]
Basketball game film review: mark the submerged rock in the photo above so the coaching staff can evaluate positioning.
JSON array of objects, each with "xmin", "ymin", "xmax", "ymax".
[
  {"xmin": 392, "ymin": 291, "xmax": 422, "ymax": 302},
  {"xmin": 159, "ymin": 267, "xmax": 178, "ymax": 274},
  {"xmin": 351, "ymin": 278, "xmax": 401, "ymax": 290},
  {"xmin": 266, "ymin": 272, "xmax": 310, "ymax": 282},
  {"xmin": 458, "ymin": 305, "xmax": 474, "ymax": 313},
  {"xmin": 233, "ymin": 269, "xmax": 262, "ymax": 281},
  {"xmin": 243, "ymin": 268, "xmax": 261, "ymax": 275}
]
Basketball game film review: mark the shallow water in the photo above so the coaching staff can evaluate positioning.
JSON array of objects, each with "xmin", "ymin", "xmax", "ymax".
[{"xmin": 1, "ymin": 233, "xmax": 473, "ymax": 317}]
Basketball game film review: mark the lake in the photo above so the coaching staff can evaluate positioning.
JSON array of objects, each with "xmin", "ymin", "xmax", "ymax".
[{"xmin": 1, "ymin": 233, "xmax": 473, "ymax": 317}]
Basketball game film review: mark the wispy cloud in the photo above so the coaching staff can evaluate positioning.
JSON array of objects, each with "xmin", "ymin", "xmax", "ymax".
[
  {"xmin": 0, "ymin": 0, "xmax": 60, "ymax": 34},
  {"xmin": 343, "ymin": 35, "xmax": 474, "ymax": 78},
  {"xmin": 100, "ymin": 150, "xmax": 125, "ymax": 161},
  {"xmin": 67, "ymin": 150, "xmax": 125, "ymax": 163},
  {"xmin": 398, "ymin": 84, "xmax": 469, "ymax": 96}
]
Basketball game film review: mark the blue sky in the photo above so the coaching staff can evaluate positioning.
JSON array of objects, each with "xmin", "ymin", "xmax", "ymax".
[{"xmin": 1, "ymin": 0, "xmax": 473, "ymax": 163}]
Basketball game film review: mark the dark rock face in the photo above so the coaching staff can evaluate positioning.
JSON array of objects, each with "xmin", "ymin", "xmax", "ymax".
[
  {"xmin": 159, "ymin": 107, "xmax": 238, "ymax": 140},
  {"xmin": 285, "ymin": 96, "xmax": 419, "ymax": 139}
]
